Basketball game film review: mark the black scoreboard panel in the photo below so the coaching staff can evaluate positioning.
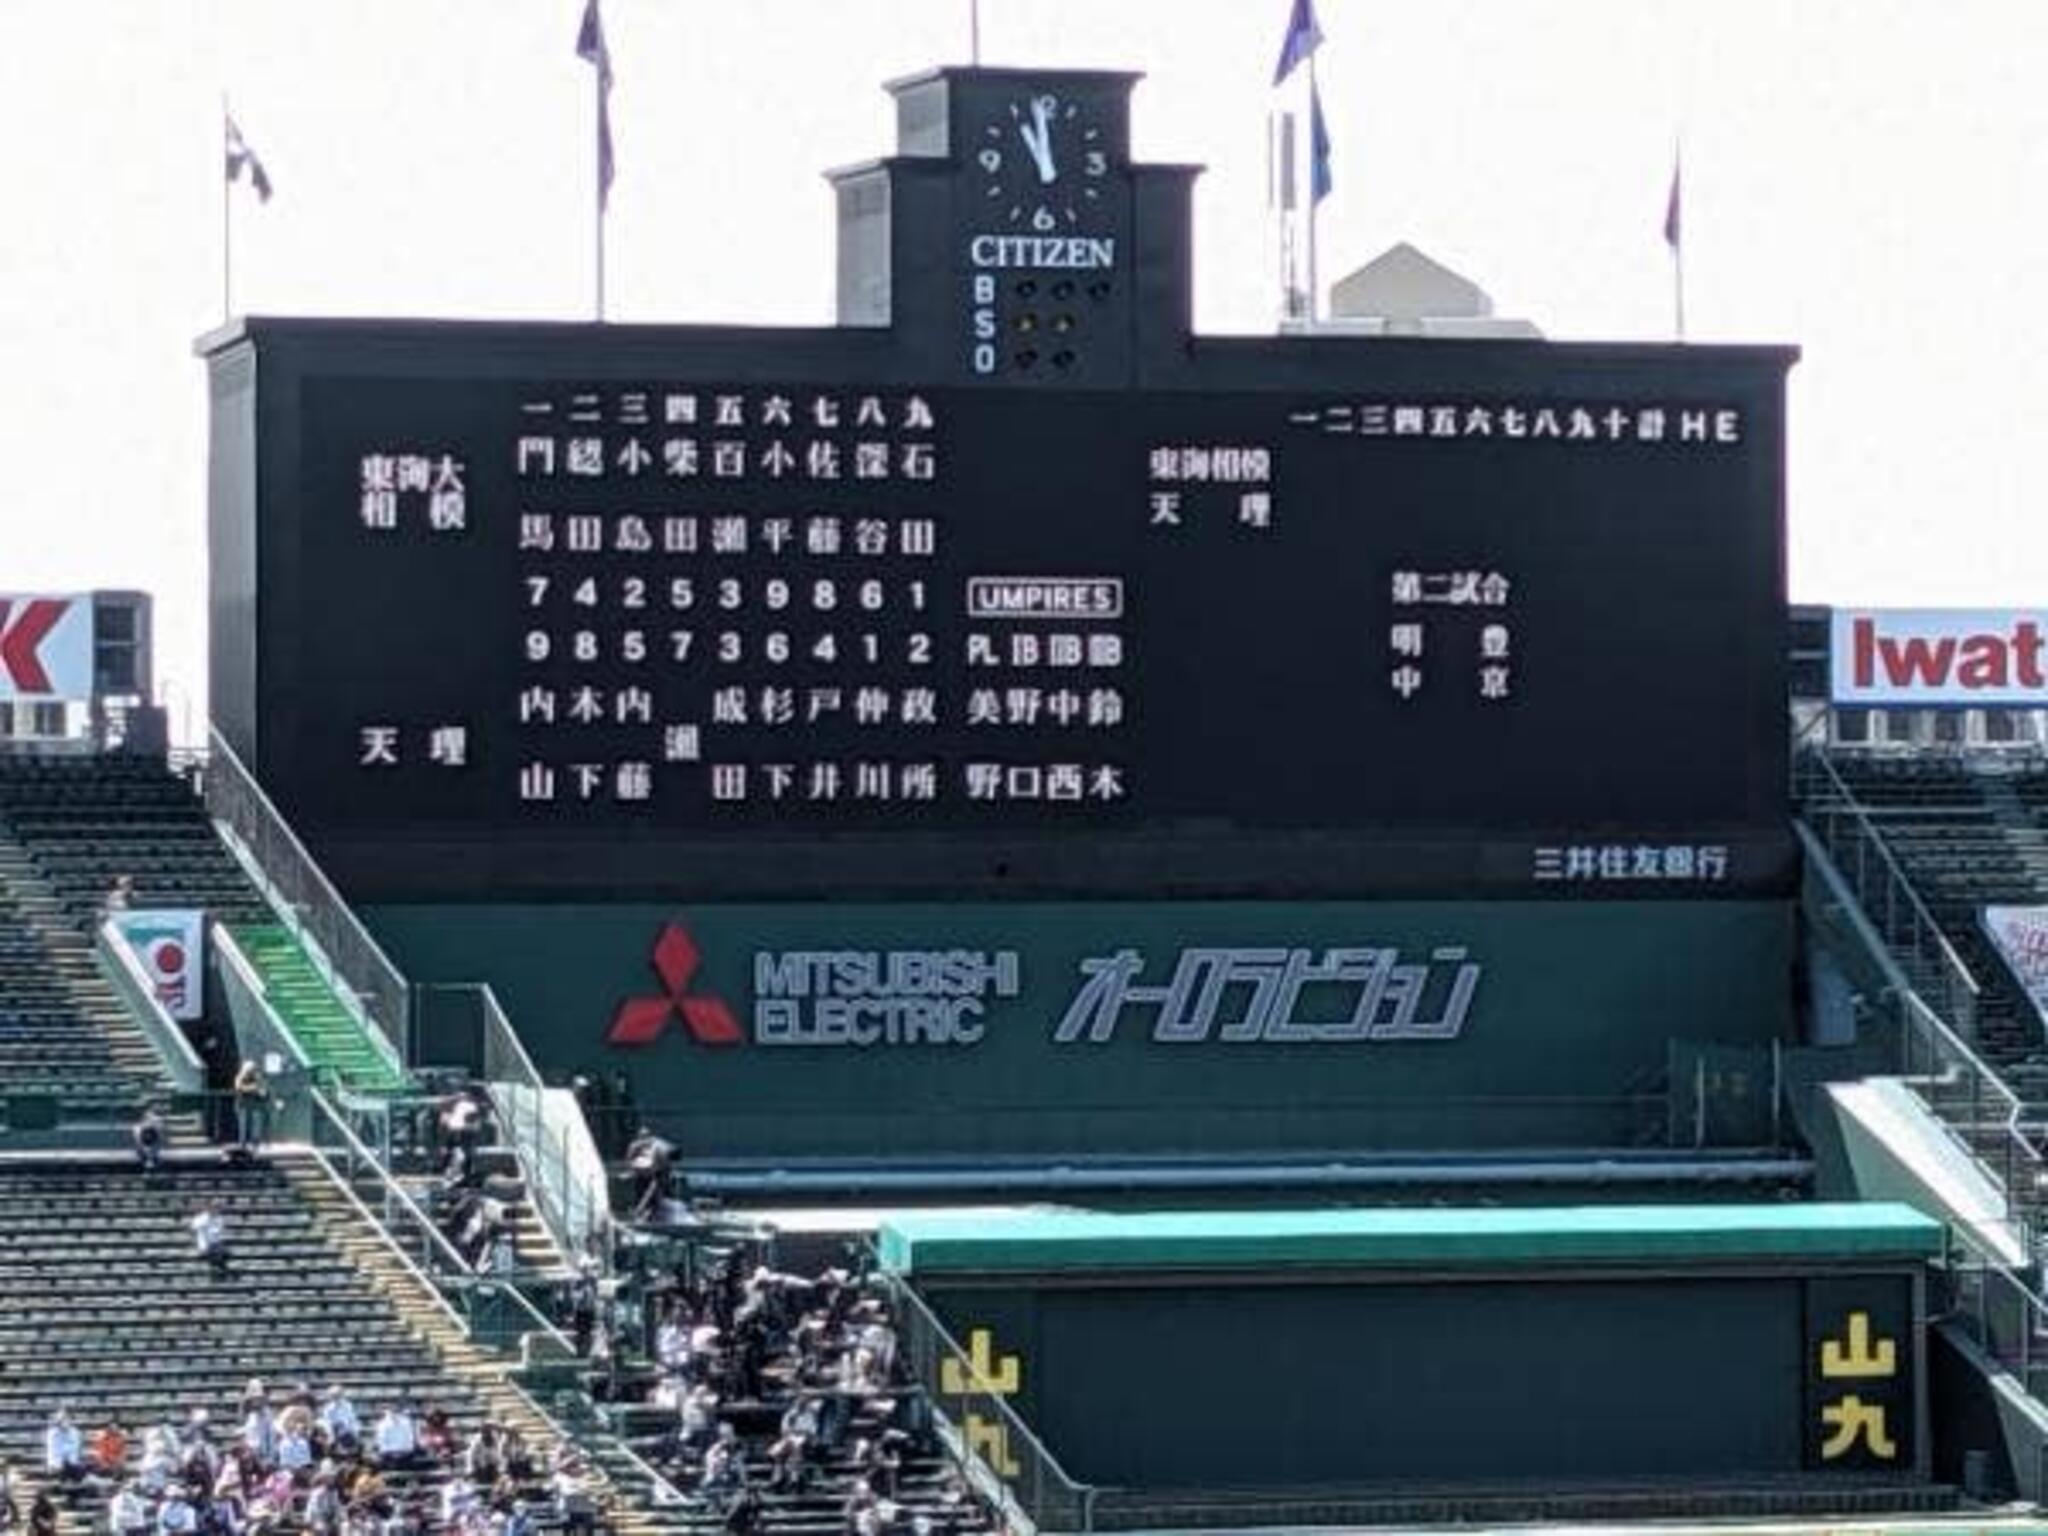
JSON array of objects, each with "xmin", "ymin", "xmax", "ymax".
[{"xmin": 218, "ymin": 333, "xmax": 1792, "ymax": 901}]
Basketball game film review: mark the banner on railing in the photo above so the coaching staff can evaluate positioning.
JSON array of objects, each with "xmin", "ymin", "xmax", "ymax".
[
  {"xmin": 1983, "ymin": 906, "xmax": 2048, "ymax": 1028},
  {"xmin": 114, "ymin": 908, "xmax": 206, "ymax": 1021}
]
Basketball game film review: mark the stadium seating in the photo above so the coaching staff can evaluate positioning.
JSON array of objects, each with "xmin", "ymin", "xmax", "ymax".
[
  {"xmin": 0, "ymin": 1151, "xmax": 615, "ymax": 1534},
  {"xmin": 1817, "ymin": 753, "xmax": 2048, "ymax": 1078},
  {"xmin": 601, "ymin": 1245, "xmax": 994, "ymax": 1536},
  {"xmin": 0, "ymin": 843, "xmax": 180, "ymax": 1129},
  {"xmin": 0, "ymin": 755, "xmax": 268, "ymax": 930}
]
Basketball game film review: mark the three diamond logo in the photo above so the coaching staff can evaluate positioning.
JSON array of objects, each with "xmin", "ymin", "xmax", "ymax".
[{"xmin": 605, "ymin": 923, "xmax": 744, "ymax": 1047}]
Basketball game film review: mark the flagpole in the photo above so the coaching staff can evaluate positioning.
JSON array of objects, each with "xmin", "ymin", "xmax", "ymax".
[
  {"xmin": 221, "ymin": 94, "xmax": 233, "ymax": 321},
  {"xmin": 1673, "ymin": 233, "xmax": 1685, "ymax": 342},
  {"xmin": 1671, "ymin": 139, "xmax": 1686, "ymax": 342},
  {"xmin": 1304, "ymin": 55, "xmax": 1320, "ymax": 322},
  {"xmin": 594, "ymin": 97, "xmax": 607, "ymax": 322}
]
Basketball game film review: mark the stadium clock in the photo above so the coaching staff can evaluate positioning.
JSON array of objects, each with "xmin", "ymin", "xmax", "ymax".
[{"xmin": 974, "ymin": 89, "xmax": 1114, "ymax": 233}]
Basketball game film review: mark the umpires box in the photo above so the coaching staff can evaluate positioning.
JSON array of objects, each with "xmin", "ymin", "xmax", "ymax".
[{"xmin": 881, "ymin": 1204, "xmax": 1938, "ymax": 1495}]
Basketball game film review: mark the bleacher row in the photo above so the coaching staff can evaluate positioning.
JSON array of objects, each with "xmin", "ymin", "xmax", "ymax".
[
  {"xmin": 0, "ymin": 1157, "xmax": 589, "ymax": 1536},
  {"xmin": 0, "ymin": 755, "xmax": 267, "ymax": 929},
  {"xmin": 0, "ymin": 757, "xmax": 239, "ymax": 1126},
  {"xmin": 1819, "ymin": 752, "xmax": 2048, "ymax": 1093},
  {"xmin": 600, "ymin": 1255, "xmax": 995, "ymax": 1536}
]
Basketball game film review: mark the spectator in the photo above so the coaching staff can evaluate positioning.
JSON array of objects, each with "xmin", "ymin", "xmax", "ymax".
[
  {"xmin": 480, "ymin": 1225, "xmax": 516, "ymax": 1277},
  {"xmin": 606, "ymin": 1068, "xmax": 637, "ymax": 1160},
  {"xmin": 43, "ymin": 1409, "xmax": 84, "ymax": 1484},
  {"xmin": 133, "ymin": 1107, "xmax": 166, "ymax": 1175},
  {"xmin": 461, "ymin": 1425, "xmax": 500, "ymax": 1486},
  {"xmin": 232, "ymin": 1060, "xmax": 270, "ymax": 1152},
  {"xmin": 320, "ymin": 1388, "xmax": 360, "ymax": 1453},
  {"xmin": 25, "ymin": 1492, "xmax": 56, "ymax": 1536},
  {"xmin": 502, "ymin": 1500, "xmax": 535, "ymax": 1536},
  {"xmin": 722, "ymin": 1486, "xmax": 764, "ymax": 1536},
  {"xmin": 138, "ymin": 1428, "xmax": 177, "ymax": 1495},
  {"xmin": 305, "ymin": 1473, "xmax": 342, "ymax": 1535},
  {"xmin": 153, "ymin": 1489, "xmax": 195, "ymax": 1536},
  {"xmin": 277, "ymin": 1419, "xmax": 314, "ymax": 1478},
  {"xmin": 418, "ymin": 1406, "xmax": 455, "ymax": 1463},
  {"xmin": 438, "ymin": 1091, "xmax": 483, "ymax": 1157},
  {"xmin": 437, "ymin": 1474, "xmax": 476, "ymax": 1528},
  {"xmin": 550, "ymin": 1452, "xmax": 596, "ymax": 1536},
  {"xmin": 567, "ymin": 1254, "xmax": 600, "ymax": 1358},
  {"xmin": 109, "ymin": 1481, "xmax": 151, "ymax": 1536},
  {"xmin": 679, "ymin": 1384, "xmax": 719, "ymax": 1461},
  {"xmin": 242, "ymin": 1393, "xmax": 277, "ymax": 1467},
  {"xmin": 623, "ymin": 1126, "xmax": 674, "ymax": 1221},
  {"xmin": 498, "ymin": 1424, "xmax": 534, "ymax": 1481},
  {"xmin": 370, "ymin": 1407, "xmax": 419, "ymax": 1470},
  {"xmin": 103, "ymin": 874, "xmax": 135, "ymax": 916},
  {"xmin": 91, "ymin": 1417, "xmax": 129, "ymax": 1479},
  {"xmin": 699, "ymin": 1424, "xmax": 744, "ymax": 1498}
]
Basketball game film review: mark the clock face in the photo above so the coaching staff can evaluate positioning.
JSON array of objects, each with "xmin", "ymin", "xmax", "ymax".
[{"xmin": 975, "ymin": 90, "xmax": 1113, "ymax": 232}]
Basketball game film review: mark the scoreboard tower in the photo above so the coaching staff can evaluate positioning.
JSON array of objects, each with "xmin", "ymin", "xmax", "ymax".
[{"xmin": 204, "ymin": 67, "xmax": 1798, "ymax": 1164}]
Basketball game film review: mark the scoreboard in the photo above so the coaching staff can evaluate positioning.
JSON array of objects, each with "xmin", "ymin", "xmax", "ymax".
[
  {"xmin": 210, "ymin": 342, "xmax": 1791, "ymax": 901},
  {"xmin": 205, "ymin": 67, "xmax": 1794, "ymax": 904}
]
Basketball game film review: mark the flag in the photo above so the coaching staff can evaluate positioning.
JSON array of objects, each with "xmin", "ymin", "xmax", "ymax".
[
  {"xmin": 1310, "ymin": 81, "xmax": 1333, "ymax": 203},
  {"xmin": 1663, "ymin": 155, "xmax": 1682, "ymax": 250},
  {"xmin": 1272, "ymin": 0, "xmax": 1324, "ymax": 86},
  {"xmin": 576, "ymin": 0, "xmax": 615, "ymax": 209},
  {"xmin": 224, "ymin": 115, "xmax": 272, "ymax": 202}
]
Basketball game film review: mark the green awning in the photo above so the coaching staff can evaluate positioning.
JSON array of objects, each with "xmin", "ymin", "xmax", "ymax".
[{"xmin": 876, "ymin": 1202, "xmax": 1945, "ymax": 1277}]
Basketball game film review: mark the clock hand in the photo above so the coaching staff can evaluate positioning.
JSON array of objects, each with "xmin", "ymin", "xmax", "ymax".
[{"xmin": 1018, "ymin": 101, "xmax": 1057, "ymax": 184}]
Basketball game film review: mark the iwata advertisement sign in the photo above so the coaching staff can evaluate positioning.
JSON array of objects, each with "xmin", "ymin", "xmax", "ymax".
[
  {"xmin": 1983, "ymin": 906, "xmax": 2048, "ymax": 1029},
  {"xmin": 1831, "ymin": 609, "xmax": 2048, "ymax": 707},
  {"xmin": 367, "ymin": 899, "xmax": 1794, "ymax": 1161}
]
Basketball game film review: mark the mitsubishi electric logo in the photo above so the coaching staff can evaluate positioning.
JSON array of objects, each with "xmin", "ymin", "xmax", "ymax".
[
  {"xmin": 606, "ymin": 924, "xmax": 744, "ymax": 1047},
  {"xmin": 754, "ymin": 949, "xmax": 1021, "ymax": 1047},
  {"xmin": 1053, "ymin": 944, "xmax": 1482, "ymax": 1045},
  {"xmin": 607, "ymin": 922, "xmax": 1022, "ymax": 1049}
]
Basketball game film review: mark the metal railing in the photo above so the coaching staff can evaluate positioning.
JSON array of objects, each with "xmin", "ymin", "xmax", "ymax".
[
  {"xmin": 1947, "ymin": 1252, "xmax": 2048, "ymax": 1406},
  {"xmin": 884, "ymin": 1268, "xmax": 1096, "ymax": 1534},
  {"xmin": 469, "ymin": 982, "xmax": 615, "ymax": 1265},
  {"xmin": 1879, "ymin": 986, "xmax": 2045, "ymax": 1241},
  {"xmin": 205, "ymin": 726, "xmax": 412, "ymax": 1059},
  {"xmin": 1799, "ymin": 818, "xmax": 2045, "ymax": 1246},
  {"xmin": 307, "ymin": 1087, "xmax": 577, "ymax": 1358},
  {"xmin": 1797, "ymin": 747, "xmax": 1982, "ymax": 1038}
]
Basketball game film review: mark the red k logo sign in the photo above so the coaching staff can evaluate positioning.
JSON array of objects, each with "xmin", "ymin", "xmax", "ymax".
[
  {"xmin": 606, "ymin": 923, "xmax": 744, "ymax": 1047},
  {"xmin": 0, "ymin": 599, "xmax": 71, "ymax": 694}
]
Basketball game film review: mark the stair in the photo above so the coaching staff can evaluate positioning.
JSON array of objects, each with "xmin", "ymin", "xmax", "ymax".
[
  {"xmin": 230, "ymin": 923, "xmax": 410, "ymax": 1094},
  {"xmin": 0, "ymin": 1151, "xmax": 666, "ymax": 1536},
  {"xmin": 0, "ymin": 835, "xmax": 181, "ymax": 1128}
]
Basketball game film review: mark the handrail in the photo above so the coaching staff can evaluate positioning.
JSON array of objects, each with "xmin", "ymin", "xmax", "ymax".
[
  {"xmin": 307, "ymin": 1087, "xmax": 577, "ymax": 1356},
  {"xmin": 204, "ymin": 726, "xmax": 412, "ymax": 1058},
  {"xmin": 1799, "ymin": 821, "xmax": 2037, "ymax": 1130},
  {"xmin": 303, "ymin": 1113, "xmax": 680, "ymax": 1517},
  {"xmin": 97, "ymin": 917, "xmax": 206, "ymax": 1092},
  {"xmin": 1797, "ymin": 747, "xmax": 1982, "ymax": 1034},
  {"xmin": 455, "ymin": 982, "xmax": 615, "ymax": 1266},
  {"xmin": 1799, "ymin": 819, "xmax": 2044, "ymax": 1251},
  {"xmin": 880, "ymin": 1265, "xmax": 1095, "ymax": 1533}
]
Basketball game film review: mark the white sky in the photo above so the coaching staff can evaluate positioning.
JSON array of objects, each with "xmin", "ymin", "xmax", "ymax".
[{"xmin": 4, "ymin": 0, "xmax": 2046, "ymax": 733}]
